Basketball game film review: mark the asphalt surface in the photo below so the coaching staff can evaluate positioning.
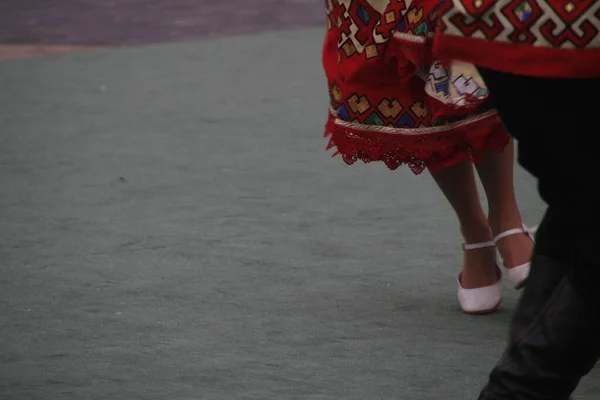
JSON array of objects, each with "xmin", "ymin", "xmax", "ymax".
[{"xmin": 0, "ymin": 3, "xmax": 598, "ymax": 400}]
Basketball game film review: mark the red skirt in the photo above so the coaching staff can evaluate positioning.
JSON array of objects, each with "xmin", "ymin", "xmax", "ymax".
[
  {"xmin": 323, "ymin": 0, "xmax": 509, "ymax": 175},
  {"xmin": 434, "ymin": 0, "xmax": 600, "ymax": 78}
]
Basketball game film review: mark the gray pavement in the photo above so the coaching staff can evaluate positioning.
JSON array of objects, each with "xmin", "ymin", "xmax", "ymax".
[{"xmin": 0, "ymin": 28, "xmax": 597, "ymax": 400}]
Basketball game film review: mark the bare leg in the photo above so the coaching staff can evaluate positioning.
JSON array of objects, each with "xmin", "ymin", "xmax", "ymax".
[
  {"xmin": 475, "ymin": 139, "xmax": 534, "ymax": 269},
  {"xmin": 431, "ymin": 160, "xmax": 497, "ymax": 289}
]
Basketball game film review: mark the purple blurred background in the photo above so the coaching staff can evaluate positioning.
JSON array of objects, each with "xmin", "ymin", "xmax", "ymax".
[{"xmin": 0, "ymin": 0, "xmax": 324, "ymax": 46}]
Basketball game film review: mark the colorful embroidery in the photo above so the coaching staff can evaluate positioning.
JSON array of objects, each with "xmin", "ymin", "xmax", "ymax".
[
  {"xmin": 423, "ymin": 61, "xmax": 489, "ymax": 107},
  {"xmin": 438, "ymin": 0, "xmax": 600, "ymax": 49},
  {"xmin": 326, "ymin": 0, "xmax": 490, "ymax": 128},
  {"xmin": 322, "ymin": 0, "xmax": 509, "ymax": 174},
  {"xmin": 326, "ymin": 0, "xmax": 406, "ymax": 61}
]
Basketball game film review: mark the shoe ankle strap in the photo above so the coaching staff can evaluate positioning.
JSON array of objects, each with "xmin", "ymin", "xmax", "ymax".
[
  {"xmin": 463, "ymin": 240, "xmax": 495, "ymax": 251},
  {"xmin": 494, "ymin": 223, "xmax": 537, "ymax": 243}
]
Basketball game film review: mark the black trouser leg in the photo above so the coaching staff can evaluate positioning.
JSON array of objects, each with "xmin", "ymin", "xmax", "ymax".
[{"xmin": 475, "ymin": 70, "xmax": 600, "ymax": 400}]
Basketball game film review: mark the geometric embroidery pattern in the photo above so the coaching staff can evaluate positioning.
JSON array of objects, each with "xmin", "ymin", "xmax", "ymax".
[
  {"xmin": 424, "ymin": 61, "xmax": 489, "ymax": 107},
  {"xmin": 347, "ymin": 94, "xmax": 371, "ymax": 114},
  {"xmin": 323, "ymin": 0, "xmax": 509, "ymax": 174},
  {"xmin": 327, "ymin": 0, "xmax": 408, "ymax": 61},
  {"xmin": 325, "ymin": 0, "xmax": 494, "ymax": 131},
  {"xmin": 378, "ymin": 98, "xmax": 403, "ymax": 119},
  {"xmin": 438, "ymin": 0, "xmax": 600, "ymax": 49}
]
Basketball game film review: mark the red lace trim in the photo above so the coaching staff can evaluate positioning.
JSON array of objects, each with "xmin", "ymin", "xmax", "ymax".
[{"xmin": 324, "ymin": 112, "xmax": 510, "ymax": 175}]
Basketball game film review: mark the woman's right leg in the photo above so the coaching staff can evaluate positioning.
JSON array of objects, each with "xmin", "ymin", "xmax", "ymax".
[
  {"xmin": 474, "ymin": 139, "xmax": 535, "ymax": 288},
  {"xmin": 431, "ymin": 160, "xmax": 497, "ymax": 289}
]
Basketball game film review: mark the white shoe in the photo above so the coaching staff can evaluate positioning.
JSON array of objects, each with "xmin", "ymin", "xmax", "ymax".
[
  {"xmin": 457, "ymin": 240, "xmax": 503, "ymax": 315},
  {"xmin": 494, "ymin": 224, "xmax": 537, "ymax": 289}
]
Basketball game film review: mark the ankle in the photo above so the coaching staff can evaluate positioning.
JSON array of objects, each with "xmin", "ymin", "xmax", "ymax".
[
  {"xmin": 488, "ymin": 213, "xmax": 523, "ymax": 236},
  {"xmin": 460, "ymin": 222, "xmax": 493, "ymax": 244}
]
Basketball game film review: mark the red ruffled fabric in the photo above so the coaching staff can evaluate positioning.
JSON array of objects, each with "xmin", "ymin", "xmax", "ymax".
[{"xmin": 324, "ymin": 110, "xmax": 509, "ymax": 175}]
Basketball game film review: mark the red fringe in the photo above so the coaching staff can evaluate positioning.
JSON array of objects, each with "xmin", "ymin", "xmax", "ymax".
[{"xmin": 324, "ymin": 112, "xmax": 510, "ymax": 175}]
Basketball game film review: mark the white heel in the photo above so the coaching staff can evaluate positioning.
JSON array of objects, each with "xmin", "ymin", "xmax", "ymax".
[
  {"xmin": 494, "ymin": 224, "xmax": 537, "ymax": 289},
  {"xmin": 458, "ymin": 240, "xmax": 503, "ymax": 315}
]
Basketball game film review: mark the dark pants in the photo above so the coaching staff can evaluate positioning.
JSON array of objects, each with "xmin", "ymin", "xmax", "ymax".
[{"xmin": 476, "ymin": 69, "xmax": 600, "ymax": 400}]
